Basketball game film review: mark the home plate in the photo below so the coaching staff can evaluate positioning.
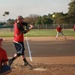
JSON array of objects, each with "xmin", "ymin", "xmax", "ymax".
[{"xmin": 33, "ymin": 68, "xmax": 47, "ymax": 71}]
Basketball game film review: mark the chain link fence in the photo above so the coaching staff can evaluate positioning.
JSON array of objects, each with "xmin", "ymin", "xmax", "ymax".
[
  {"xmin": 33, "ymin": 24, "xmax": 75, "ymax": 29},
  {"xmin": 0, "ymin": 24, "xmax": 74, "ymax": 32}
]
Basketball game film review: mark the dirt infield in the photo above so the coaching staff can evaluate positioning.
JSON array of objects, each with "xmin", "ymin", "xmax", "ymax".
[{"xmin": 2, "ymin": 36, "xmax": 75, "ymax": 75}]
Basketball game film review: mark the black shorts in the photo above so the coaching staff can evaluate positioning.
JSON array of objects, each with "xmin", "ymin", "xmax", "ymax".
[{"xmin": 14, "ymin": 42, "xmax": 25, "ymax": 55}]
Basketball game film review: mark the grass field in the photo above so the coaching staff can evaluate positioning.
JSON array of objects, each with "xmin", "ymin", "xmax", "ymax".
[{"xmin": 0, "ymin": 29, "xmax": 75, "ymax": 37}]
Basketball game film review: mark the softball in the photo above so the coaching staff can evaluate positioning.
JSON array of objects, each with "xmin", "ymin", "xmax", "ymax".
[{"xmin": 52, "ymin": 15, "xmax": 55, "ymax": 18}]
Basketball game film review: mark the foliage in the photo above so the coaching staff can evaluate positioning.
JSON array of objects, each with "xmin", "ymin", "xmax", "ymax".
[
  {"xmin": 67, "ymin": 1, "xmax": 75, "ymax": 24},
  {"xmin": 24, "ymin": 14, "xmax": 39, "ymax": 25},
  {"xmin": 35, "ymin": 15, "xmax": 53, "ymax": 25},
  {"xmin": 35, "ymin": 16, "xmax": 42, "ymax": 24},
  {"xmin": 52, "ymin": 12, "xmax": 67, "ymax": 24},
  {"xmin": 0, "ymin": 22, "xmax": 5, "ymax": 26},
  {"xmin": 7, "ymin": 19, "xmax": 15, "ymax": 26},
  {"xmin": 3, "ymin": 11, "xmax": 9, "ymax": 22}
]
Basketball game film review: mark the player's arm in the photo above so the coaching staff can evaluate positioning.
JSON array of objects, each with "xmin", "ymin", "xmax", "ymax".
[
  {"xmin": 25, "ymin": 24, "xmax": 33, "ymax": 33},
  {"xmin": 17, "ymin": 23, "xmax": 33, "ymax": 35},
  {"xmin": 17, "ymin": 23, "xmax": 26, "ymax": 35},
  {"xmin": 22, "ymin": 22, "xmax": 32, "ymax": 30}
]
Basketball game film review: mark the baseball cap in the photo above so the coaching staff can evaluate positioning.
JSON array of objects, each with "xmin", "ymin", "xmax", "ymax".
[
  {"xmin": 17, "ymin": 16, "xmax": 23, "ymax": 20},
  {"xmin": 0, "ymin": 39, "xmax": 3, "ymax": 43}
]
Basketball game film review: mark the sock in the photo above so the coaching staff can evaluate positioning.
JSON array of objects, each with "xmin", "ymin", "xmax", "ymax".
[
  {"xmin": 23, "ymin": 58, "xmax": 28, "ymax": 63},
  {"xmin": 11, "ymin": 57, "xmax": 16, "ymax": 61}
]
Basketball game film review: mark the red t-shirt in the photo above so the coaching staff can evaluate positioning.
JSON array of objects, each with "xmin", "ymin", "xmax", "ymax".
[
  {"xmin": 74, "ymin": 25, "xmax": 75, "ymax": 29},
  {"xmin": 13, "ymin": 22, "xmax": 24, "ymax": 42},
  {"xmin": 0, "ymin": 47, "xmax": 8, "ymax": 70},
  {"xmin": 56, "ymin": 26, "xmax": 62, "ymax": 32}
]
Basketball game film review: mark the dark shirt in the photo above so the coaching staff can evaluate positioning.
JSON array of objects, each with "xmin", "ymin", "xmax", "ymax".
[{"xmin": 17, "ymin": 22, "xmax": 28, "ymax": 33}]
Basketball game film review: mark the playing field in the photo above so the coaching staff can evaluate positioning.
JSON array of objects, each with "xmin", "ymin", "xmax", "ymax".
[
  {"xmin": 0, "ymin": 29, "xmax": 75, "ymax": 37},
  {"xmin": 2, "ymin": 36, "xmax": 75, "ymax": 75},
  {"xmin": 1, "ymin": 25, "xmax": 75, "ymax": 75}
]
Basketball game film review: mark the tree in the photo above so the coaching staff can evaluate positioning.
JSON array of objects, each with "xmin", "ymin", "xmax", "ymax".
[
  {"xmin": 52, "ymin": 12, "xmax": 67, "ymax": 24},
  {"xmin": 7, "ymin": 19, "xmax": 15, "ymax": 26},
  {"xmin": 3, "ymin": 11, "xmax": 9, "ymax": 22},
  {"xmin": 24, "ymin": 14, "xmax": 39, "ymax": 25},
  {"xmin": 68, "ymin": 1, "xmax": 75, "ymax": 15},
  {"xmin": 35, "ymin": 16, "xmax": 42, "ymax": 24},
  {"xmin": 71, "ymin": 0, "xmax": 75, "ymax": 2},
  {"xmin": 42, "ymin": 16, "xmax": 53, "ymax": 24},
  {"xmin": 68, "ymin": 1, "xmax": 75, "ymax": 24}
]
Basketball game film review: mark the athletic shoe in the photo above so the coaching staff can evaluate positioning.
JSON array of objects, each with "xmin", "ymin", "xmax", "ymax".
[
  {"xmin": 24, "ymin": 61, "xmax": 29, "ymax": 66},
  {"xmin": 8, "ymin": 59, "xmax": 13, "ymax": 66},
  {"xmin": 24, "ymin": 61, "xmax": 32, "ymax": 68},
  {"xmin": 56, "ymin": 38, "xmax": 57, "ymax": 39}
]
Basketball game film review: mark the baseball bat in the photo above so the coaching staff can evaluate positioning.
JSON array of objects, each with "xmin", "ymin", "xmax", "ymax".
[{"xmin": 26, "ymin": 35, "xmax": 32, "ymax": 61}]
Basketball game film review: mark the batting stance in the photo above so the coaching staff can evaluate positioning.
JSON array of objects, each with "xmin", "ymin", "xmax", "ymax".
[
  {"xmin": 8, "ymin": 16, "xmax": 33, "ymax": 67},
  {"xmin": 56, "ymin": 25, "xmax": 66, "ymax": 39}
]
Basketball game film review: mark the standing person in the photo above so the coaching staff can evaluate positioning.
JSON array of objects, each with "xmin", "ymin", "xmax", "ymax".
[
  {"xmin": 8, "ymin": 16, "xmax": 33, "ymax": 67},
  {"xmin": 56, "ymin": 25, "xmax": 66, "ymax": 39},
  {"xmin": 0, "ymin": 39, "xmax": 11, "ymax": 75},
  {"xmin": 73, "ymin": 25, "xmax": 75, "ymax": 32}
]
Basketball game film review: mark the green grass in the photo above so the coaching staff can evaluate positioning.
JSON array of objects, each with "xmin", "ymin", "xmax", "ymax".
[
  {"xmin": 0, "ymin": 32, "xmax": 14, "ymax": 37},
  {"xmin": 26, "ymin": 29, "xmax": 75, "ymax": 37},
  {"xmin": 26, "ymin": 29, "xmax": 56, "ymax": 37},
  {"xmin": 0, "ymin": 29, "xmax": 75, "ymax": 37},
  {"xmin": 63, "ymin": 29, "xmax": 75, "ymax": 36}
]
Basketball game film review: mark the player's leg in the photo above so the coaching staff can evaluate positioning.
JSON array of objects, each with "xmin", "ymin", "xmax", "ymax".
[
  {"xmin": 8, "ymin": 53, "xmax": 20, "ymax": 66},
  {"xmin": 60, "ymin": 32, "xmax": 66, "ymax": 39},
  {"xmin": 56, "ymin": 32, "xmax": 59, "ymax": 39},
  {"xmin": 21, "ymin": 55, "xmax": 32, "ymax": 67},
  {"xmin": 20, "ymin": 42, "xmax": 32, "ymax": 67},
  {"xmin": 8, "ymin": 42, "xmax": 21, "ymax": 66},
  {"xmin": 21, "ymin": 55, "xmax": 29, "ymax": 66}
]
